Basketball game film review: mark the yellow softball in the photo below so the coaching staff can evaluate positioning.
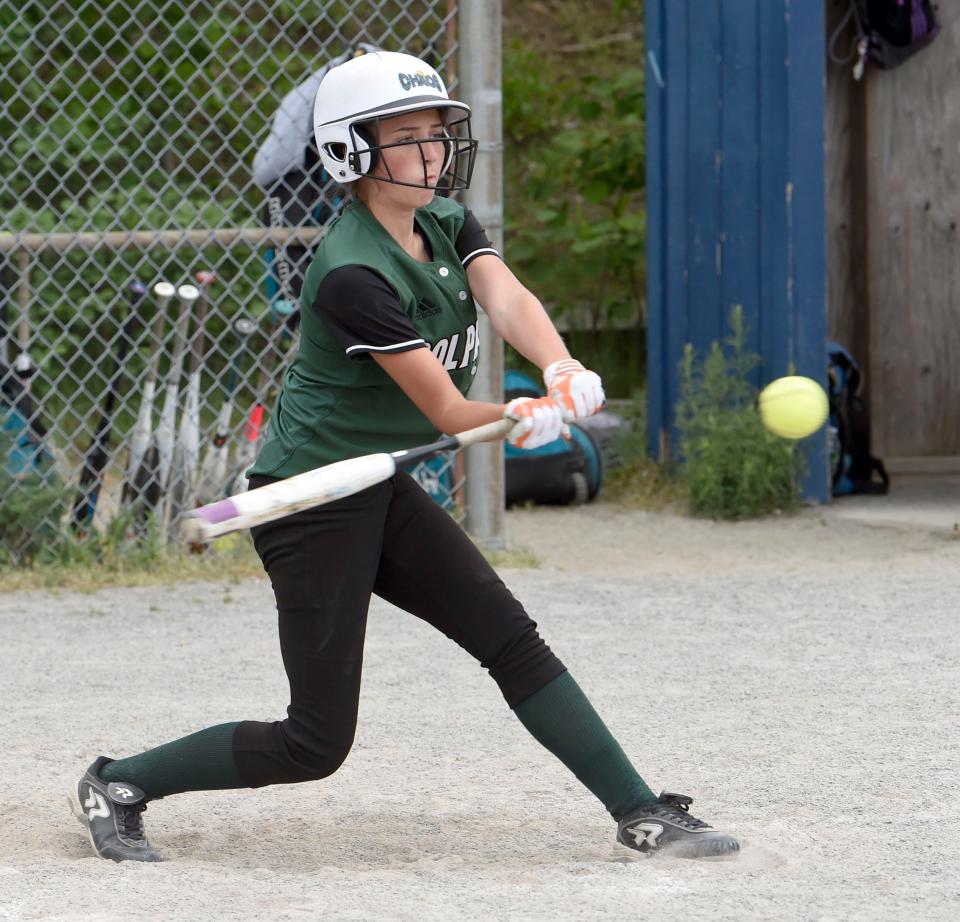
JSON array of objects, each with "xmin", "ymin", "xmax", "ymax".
[{"xmin": 758, "ymin": 376, "xmax": 829, "ymax": 440}]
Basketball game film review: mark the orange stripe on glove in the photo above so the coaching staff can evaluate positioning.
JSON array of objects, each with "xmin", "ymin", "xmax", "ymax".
[
  {"xmin": 504, "ymin": 396, "xmax": 565, "ymax": 450},
  {"xmin": 543, "ymin": 359, "xmax": 606, "ymax": 420}
]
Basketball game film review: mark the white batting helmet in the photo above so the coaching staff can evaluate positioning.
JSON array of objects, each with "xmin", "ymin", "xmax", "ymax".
[{"xmin": 313, "ymin": 50, "xmax": 477, "ymax": 188}]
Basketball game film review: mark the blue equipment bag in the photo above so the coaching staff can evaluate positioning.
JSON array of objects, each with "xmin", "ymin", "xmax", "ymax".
[{"xmin": 827, "ymin": 341, "xmax": 889, "ymax": 496}]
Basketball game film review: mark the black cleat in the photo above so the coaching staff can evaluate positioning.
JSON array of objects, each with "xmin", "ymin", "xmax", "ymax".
[
  {"xmin": 72, "ymin": 756, "xmax": 161, "ymax": 862},
  {"xmin": 617, "ymin": 792, "xmax": 740, "ymax": 859}
]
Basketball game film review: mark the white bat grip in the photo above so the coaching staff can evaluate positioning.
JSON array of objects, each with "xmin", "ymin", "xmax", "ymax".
[{"xmin": 453, "ymin": 418, "xmax": 515, "ymax": 447}]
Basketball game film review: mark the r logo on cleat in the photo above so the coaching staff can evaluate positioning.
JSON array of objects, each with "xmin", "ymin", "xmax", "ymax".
[
  {"xmin": 628, "ymin": 823, "xmax": 664, "ymax": 849},
  {"xmin": 83, "ymin": 789, "xmax": 110, "ymax": 821},
  {"xmin": 114, "ymin": 787, "xmax": 135, "ymax": 800}
]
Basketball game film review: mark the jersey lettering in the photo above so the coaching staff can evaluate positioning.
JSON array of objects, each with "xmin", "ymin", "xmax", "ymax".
[
  {"xmin": 459, "ymin": 325, "xmax": 475, "ymax": 369},
  {"xmin": 431, "ymin": 323, "xmax": 479, "ymax": 373},
  {"xmin": 444, "ymin": 334, "xmax": 460, "ymax": 370}
]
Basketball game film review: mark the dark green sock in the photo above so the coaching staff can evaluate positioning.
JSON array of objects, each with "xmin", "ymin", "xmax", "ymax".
[
  {"xmin": 98, "ymin": 722, "xmax": 246, "ymax": 799},
  {"xmin": 514, "ymin": 671, "xmax": 656, "ymax": 819}
]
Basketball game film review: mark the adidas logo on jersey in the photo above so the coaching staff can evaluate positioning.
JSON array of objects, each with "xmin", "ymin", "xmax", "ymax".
[
  {"xmin": 416, "ymin": 298, "xmax": 442, "ymax": 320},
  {"xmin": 398, "ymin": 71, "xmax": 443, "ymax": 93}
]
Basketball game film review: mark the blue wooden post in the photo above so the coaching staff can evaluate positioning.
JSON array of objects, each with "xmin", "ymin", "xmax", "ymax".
[{"xmin": 645, "ymin": 0, "xmax": 828, "ymax": 501}]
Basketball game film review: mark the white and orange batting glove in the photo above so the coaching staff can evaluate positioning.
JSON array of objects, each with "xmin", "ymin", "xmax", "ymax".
[
  {"xmin": 504, "ymin": 397, "xmax": 566, "ymax": 450},
  {"xmin": 543, "ymin": 359, "xmax": 605, "ymax": 420}
]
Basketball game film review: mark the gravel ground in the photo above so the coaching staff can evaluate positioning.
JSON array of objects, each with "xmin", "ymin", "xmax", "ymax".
[{"xmin": 1, "ymin": 503, "xmax": 958, "ymax": 921}]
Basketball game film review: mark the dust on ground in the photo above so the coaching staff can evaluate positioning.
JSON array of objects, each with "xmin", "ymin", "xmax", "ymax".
[{"xmin": 1, "ymin": 501, "xmax": 958, "ymax": 921}]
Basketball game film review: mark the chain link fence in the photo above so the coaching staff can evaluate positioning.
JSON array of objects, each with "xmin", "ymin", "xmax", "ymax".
[{"xmin": 0, "ymin": 0, "xmax": 466, "ymax": 564}]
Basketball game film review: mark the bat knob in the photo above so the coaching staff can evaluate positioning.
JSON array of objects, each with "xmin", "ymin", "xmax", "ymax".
[
  {"xmin": 14, "ymin": 354, "xmax": 35, "ymax": 377},
  {"xmin": 179, "ymin": 516, "xmax": 208, "ymax": 546}
]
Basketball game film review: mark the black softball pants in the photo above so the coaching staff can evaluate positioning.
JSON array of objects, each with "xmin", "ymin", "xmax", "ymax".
[{"xmin": 234, "ymin": 470, "xmax": 566, "ymax": 788}]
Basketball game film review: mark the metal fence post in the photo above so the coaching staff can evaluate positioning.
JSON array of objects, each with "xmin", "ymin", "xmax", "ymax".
[{"xmin": 459, "ymin": 0, "xmax": 506, "ymax": 549}]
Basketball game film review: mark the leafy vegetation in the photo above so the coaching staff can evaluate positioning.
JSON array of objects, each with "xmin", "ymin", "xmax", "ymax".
[
  {"xmin": 675, "ymin": 308, "xmax": 803, "ymax": 519},
  {"xmin": 0, "ymin": 506, "xmax": 537, "ymax": 592},
  {"xmin": 0, "ymin": 463, "xmax": 68, "ymax": 566},
  {"xmin": 0, "ymin": 528, "xmax": 265, "ymax": 593},
  {"xmin": 503, "ymin": 0, "xmax": 646, "ymax": 395},
  {"xmin": 1, "ymin": 1, "xmax": 440, "ymax": 222},
  {"xmin": 1, "ymin": 1, "xmax": 457, "ymax": 445},
  {"xmin": 600, "ymin": 390, "xmax": 688, "ymax": 510},
  {"xmin": 0, "ymin": 425, "xmax": 256, "ymax": 581}
]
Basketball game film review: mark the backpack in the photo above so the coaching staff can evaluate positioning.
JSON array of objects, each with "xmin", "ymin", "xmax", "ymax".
[
  {"xmin": 827, "ymin": 342, "xmax": 889, "ymax": 496},
  {"xmin": 844, "ymin": 0, "xmax": 941, "ymax": 76}
]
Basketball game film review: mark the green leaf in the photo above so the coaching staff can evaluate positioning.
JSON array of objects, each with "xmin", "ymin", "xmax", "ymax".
[
  {"xmin": 533, "ymin": 207, "xmax": 560, "ymax": 224},
  {"xmin": 578, "ymin": 99, "xmax": 603, "ymax": 121},
  {"xmin": 582, "ymin": 178, "xmax": 611, "ymax": 204}
]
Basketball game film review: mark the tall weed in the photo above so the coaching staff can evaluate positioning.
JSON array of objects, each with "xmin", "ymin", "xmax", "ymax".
[{"xmin": 676, "ymin": 308, "xmax": 802, "ymax": 519}]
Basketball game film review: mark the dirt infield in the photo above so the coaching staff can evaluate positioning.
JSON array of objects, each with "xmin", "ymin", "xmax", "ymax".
[{"xmin": 1, "ymin": 503, "xmax": 958, "ymax": 921}]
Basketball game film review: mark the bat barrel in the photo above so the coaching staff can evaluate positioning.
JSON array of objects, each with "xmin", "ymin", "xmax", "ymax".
[{"xmin": 182, "ymin": 453, "xmax": 397, "ymax": 542}]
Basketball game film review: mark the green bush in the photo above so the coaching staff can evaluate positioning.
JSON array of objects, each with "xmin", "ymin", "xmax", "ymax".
[
  {"xmin": 0, "ymin": 471, "xmax": 69, "ymax": 566},
  {"xmin": 675, "ymin": 308, "xmax": 802, "ymax": 519},
  {"xmin": 0, "ymin": 425, "xmax": 160, "ymax": 567},
  {"xmin": 608, "ymin": 388, "xmax": 649, "ymax": 469},
  {"xmin": 596, "ymin": 389, "xmax": 689, "ymax": 510}
]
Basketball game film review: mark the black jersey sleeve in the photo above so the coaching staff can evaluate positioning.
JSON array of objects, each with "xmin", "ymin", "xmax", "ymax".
[
  {"xmin": 313, "ymin": 265, "xmax": 428, "ymax": 360},
  {"xmin": 456, "ymin": 208, "xmax": 500, "ymax": 268}
]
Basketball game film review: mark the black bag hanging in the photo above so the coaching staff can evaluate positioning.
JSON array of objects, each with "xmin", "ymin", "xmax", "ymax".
[{"xmin": 852, "ymin": 0, "xmax": 940, "ymax": 75}]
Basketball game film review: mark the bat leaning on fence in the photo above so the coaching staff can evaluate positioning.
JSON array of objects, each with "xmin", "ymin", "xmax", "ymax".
[
  {"xmin": 72, "ymin": 280, "xmax": 148, "ymax": 528},
  {"xmin": 229, "ymin": 311, "xmax": 299, "ymax": 496},
  {"xmin": 225, "ymin": 199, "xmax": 302, "ymax": 496},
  {"xmin": 195, "ymin": 314, "xmax": 256, "ymax": 504},
  {"xmin": 155, "ymin": 283, "xmax": 197, "ymax": 530},
  {"xmin": 181, "ymin": 418, "xmax": 514, "ymax": 544},
  {"xmin": 124, "ymin": 280, "xmax": 174, "ymax": 509},
  {"xmin": 266, "ymin": 194, "xmax": 299, "ymax": 319},
  {"xmin": 169, "ymin": 271, "xmax": 213, "ymax": 516}
]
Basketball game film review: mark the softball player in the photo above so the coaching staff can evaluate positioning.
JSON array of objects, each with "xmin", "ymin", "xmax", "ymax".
[{"xmin": 73, "ymin": 51, "xmax": 738, "ymax": 863}]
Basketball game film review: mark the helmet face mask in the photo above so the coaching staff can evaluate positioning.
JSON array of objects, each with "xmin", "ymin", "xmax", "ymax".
[
  {"xmin": 346, "ymin": 112, "xmax": 477, "ymax": 191},
  {"xmin": 313, "ymin": 51, "xmax": 478, "ymax": 190}
]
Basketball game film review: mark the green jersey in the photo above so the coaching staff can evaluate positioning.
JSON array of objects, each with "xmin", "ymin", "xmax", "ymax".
[{"xmin": 249, "ymin": 196, "xmax": 496, "ymax": 478}]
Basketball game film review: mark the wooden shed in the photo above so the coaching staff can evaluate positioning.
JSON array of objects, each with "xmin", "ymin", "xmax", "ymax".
[{"xmin": 826, "ymin": 0, "xmax": 960, "ymax": 474}]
